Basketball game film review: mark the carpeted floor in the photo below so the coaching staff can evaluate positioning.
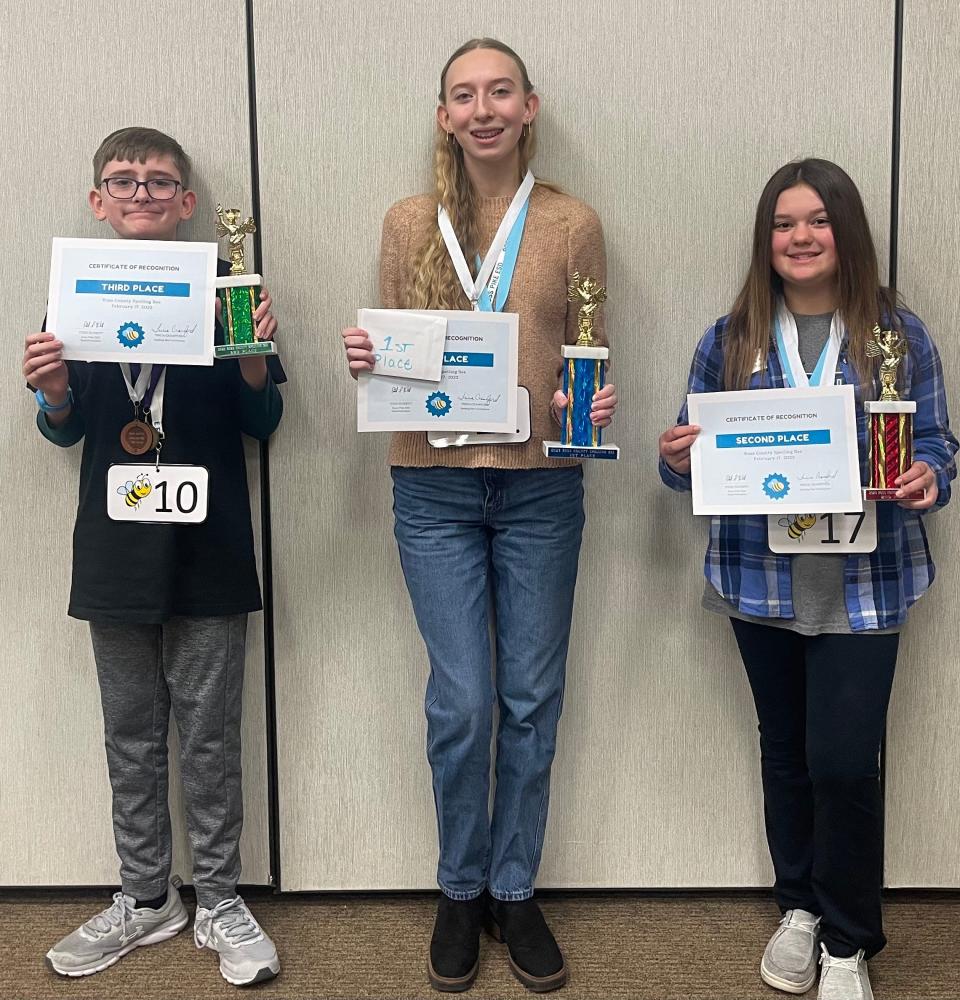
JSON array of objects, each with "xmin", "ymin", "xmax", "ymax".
[{"xmin": 1, "ymin": 890, "xmax": 957, "ymax": 1000}]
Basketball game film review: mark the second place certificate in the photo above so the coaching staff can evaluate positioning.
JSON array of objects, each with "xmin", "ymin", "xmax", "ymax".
[
  {"xmin": 357, "ymin": 310, "xmax": 519, "ymax": 433},
  {"xmin": 688, "ymin": 385, "xmax": 862, "ymax": 515}
]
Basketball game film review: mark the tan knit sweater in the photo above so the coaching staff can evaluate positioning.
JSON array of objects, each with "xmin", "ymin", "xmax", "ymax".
[{"xmin": 379, "ymin": 183, "xmax": 607, "ymax": 469}]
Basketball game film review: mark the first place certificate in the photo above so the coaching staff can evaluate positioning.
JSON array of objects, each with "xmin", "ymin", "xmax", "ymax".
[
  {"xmin": 688, "ymin": 385, "xmax": 862, "ymax": 515},
  {"xmin": 47, "ymin": 237, "xmax": 217, "ymax": 365},
  {"xmin": 357, "ymin": 310, "xmax": 519, "ymax": 433}
]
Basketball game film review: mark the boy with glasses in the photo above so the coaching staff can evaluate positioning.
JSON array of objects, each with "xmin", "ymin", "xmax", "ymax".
[{"xmin": 22, "ymin": 127, "xmax": 285, "ymax": 986}]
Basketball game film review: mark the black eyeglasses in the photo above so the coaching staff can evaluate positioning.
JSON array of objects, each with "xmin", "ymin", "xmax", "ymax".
[{"xmin": 101, "ymin": 177, "xmax": 182, "ymax": 201}]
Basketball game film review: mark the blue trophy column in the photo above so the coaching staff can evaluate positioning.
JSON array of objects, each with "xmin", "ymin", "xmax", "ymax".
[{"xmin": 561, "ymin": 347, "xmax": 608, "ymax": 447}]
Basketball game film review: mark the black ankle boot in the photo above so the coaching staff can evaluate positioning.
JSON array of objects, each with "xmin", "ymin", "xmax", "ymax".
[
  {"xmin": 428, "ymin": 894, "xmax": 485, "ymax": 992},
  {"xmin": 485, "ymin": 896, "xmax": 567, "ymax": 992}
]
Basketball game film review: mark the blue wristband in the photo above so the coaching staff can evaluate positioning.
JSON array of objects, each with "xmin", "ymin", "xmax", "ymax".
[{"xmin": 35, "ymin": 387, "xmax": 73, "ymax": 413}]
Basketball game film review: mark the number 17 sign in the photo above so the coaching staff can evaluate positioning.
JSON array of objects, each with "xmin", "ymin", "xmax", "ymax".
[{"xmin": 767, "ymin": 507, "xmax": 877, "ymax": 553}]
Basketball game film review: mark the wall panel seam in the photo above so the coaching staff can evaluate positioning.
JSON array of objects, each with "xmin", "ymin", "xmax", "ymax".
[{"xmin": 245, "ymin": 0, "xmax": 282, "ymax": 892}]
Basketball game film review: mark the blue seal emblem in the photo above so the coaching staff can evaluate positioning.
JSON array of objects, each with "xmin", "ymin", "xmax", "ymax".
[
  {"xmin": 117, "ymin": 322, "xmax": 145, "ymax": 349},
  {"xmin": 763, "ymin": 473, "xmax": 790, "ymax": 500},
  {"xmin": 425, "ymin": 391, "xmax": 452, "ymax": 418}
]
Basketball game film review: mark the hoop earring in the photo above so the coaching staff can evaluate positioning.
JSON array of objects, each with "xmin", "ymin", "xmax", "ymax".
[
  {"xmin": 446, "ymin": 131, "xmax": 455, "ymax": 144},
  {"xmin": 523, "ymin": 122, "xmax": 531, "ymax": 138}
]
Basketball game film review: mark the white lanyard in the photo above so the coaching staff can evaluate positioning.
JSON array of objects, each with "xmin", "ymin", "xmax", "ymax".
[
  {"xmin": 774, "ymin": 297, "xmax": 844, "ymax": 388},
  {"xmin": 437, "ymin": 170, "xmax": 535, "ymax": 311},
  {"xmin": 119, "ymin": 363, "xmax": 167, "ymax": 439}
]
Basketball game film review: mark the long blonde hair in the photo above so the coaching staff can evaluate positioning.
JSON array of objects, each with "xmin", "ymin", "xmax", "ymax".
[{"xmin": 406, "ymin": 38, "xmax": 540, "ymax": 310}]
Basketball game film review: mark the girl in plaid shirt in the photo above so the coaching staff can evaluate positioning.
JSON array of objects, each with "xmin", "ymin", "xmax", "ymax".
[{"xmin": 659, "ymin": 159, "xmax": 956, "ymax": 1000}]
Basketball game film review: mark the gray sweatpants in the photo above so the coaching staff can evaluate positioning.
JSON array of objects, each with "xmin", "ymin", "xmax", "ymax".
[{"xmin": 89, "ymin": 614, "xmax": 247, "ymax": 908}]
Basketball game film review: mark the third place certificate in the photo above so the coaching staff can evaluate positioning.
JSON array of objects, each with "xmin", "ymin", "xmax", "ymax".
[{"xmin": 47, "ymin": 237, "xmax": 217, "ymax": 365}]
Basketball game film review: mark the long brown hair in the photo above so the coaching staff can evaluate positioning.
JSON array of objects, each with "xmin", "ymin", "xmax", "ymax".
[
  {"xmin": 724, "ymin": 158, "xmax": 898, "ymax": 390},
  {"xmin": 407, "ymin": 38, "xmax": 540, "ymax": 310}
]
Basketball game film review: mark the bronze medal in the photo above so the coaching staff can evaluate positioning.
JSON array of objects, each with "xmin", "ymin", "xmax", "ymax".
[{"xmin": 120, "ymin": 419, "xmax": 157, "ymax": 456}]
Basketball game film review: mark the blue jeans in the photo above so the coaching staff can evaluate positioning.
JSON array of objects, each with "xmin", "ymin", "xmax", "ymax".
[{"xmin": 392, "ymin": 466, "xmax": 585, "ymax": 901}]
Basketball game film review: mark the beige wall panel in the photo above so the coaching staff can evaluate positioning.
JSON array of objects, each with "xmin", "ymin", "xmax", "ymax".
[
  {"xmin": 0, "ymin": 1, "xmax": 269, "ymax": 886},
  {"xmin": 258, "ymin": 1, "xmax": 893, "ymax": 889},
  {"xmin": 884, "ymin": 1, "xmax": 960, "ymax": 888}
]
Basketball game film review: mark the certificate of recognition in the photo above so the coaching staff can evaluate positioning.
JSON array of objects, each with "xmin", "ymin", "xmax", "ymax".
[
  {"xmin": 47, "ymin": 237, "xmax": 217, "ymax": 365},
  {"xmin": 357, "ymin": 310, "xmax": 518, "ymax": 433},
  {"xmin": 688, "ymin": 385, "xmax": 862, "ymax": 515}
]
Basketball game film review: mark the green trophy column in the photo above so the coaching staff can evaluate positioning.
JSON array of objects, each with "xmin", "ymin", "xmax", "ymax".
[{"xmin": 215, "ymin": 274, "xmax": 276, "ymax": 358}]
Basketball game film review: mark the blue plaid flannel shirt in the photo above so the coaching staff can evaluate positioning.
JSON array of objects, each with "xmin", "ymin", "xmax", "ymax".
[{"xmin": 659, "ymin": 312, "xmax": 958, "ymax": 631}]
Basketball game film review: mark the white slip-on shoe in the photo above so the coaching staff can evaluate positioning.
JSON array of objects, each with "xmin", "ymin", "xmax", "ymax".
[
  {"xmin": 760, "ymin": 908, "xmax": 821, "ymax": 993},
  {"xmin": 818, "ymin": 944, "xmax": 874, "ymax": 1000},
  {"xmin": 194, "ymin": 895, "xmax": 280, "ymax": 986},
  {"xmin": 46, "ymin": 880, "xmax": 188, "ymax": 977}
]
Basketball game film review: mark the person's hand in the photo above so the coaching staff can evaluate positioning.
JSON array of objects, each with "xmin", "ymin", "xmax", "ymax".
[
  {"xmin": 23, "ymin": 332, "xmax": 69, "ymax": 400},
  {"xmin": 215, "ymin": 289, "xmax": 278, "ymax": 344},
  {"xmin": 342, "ymin": 327, "xmax": 375, "ymax": 379},
  {"xmin": 896, "ymin": 460, "xmax": 938, "ymax": 510},
  {"xmin": 552, "ymin": 383, "xmax": 618, "ymax": 427},
  {"xmin": 659, "ymin": 423, "xmax": 701, "ymax": 474},
  {"xmin": 590, "ymin": 383, "xmax": 617, "ymax": 426},
  {"xmin": 253, "ymin": 287, "xmax": 277, "ymax": 342}
]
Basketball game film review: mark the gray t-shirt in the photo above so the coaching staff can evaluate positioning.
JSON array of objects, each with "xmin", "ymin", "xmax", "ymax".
[{"xmin": 702, "ymin": 311, "xmax": 900, "ymax": 635}]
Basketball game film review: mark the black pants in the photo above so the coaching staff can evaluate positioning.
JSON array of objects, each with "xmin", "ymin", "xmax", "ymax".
[{"xmin": 731, "ymin": 618, "xmax": 899, "ymax": 959}]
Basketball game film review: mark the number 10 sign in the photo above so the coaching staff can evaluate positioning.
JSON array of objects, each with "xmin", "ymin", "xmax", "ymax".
[{"xmin": 107, "ymin": 464, "xmax": 209, "ymax": 524}]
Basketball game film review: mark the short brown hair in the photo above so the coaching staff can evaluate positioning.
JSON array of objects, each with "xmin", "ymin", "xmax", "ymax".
[{"xmin": 93, "ymin": 127, "xmax": 192, "ymax": 187}]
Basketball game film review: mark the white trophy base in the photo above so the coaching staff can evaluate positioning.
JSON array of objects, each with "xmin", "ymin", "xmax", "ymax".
[
  {"xmin": 864, "ymin": 400, "xmax": 916, "ymax": 413},
  {"xmin": 561, "ymin": 344, "xmax": 609, "ymax": 360},
  {"xmin": 215, "ymin": 273, "xmax": 262, "ymax": 289}
]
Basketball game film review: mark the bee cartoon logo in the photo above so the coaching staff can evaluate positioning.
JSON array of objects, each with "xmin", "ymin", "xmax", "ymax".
[
  {"xmin": 117, "ymin": 321, "xmax": 146, "ymax": 349},
  {"xmin": 762, "ymin": 472, "xmax": 790, "ymax": 499},
  {"xmin": 425, "ymin": 391, "xmax": 452, "ymax": 418},
  {"xmin": 117, "ymin": 473, "xmax": 152, "ymax": 509},
  {"xmin": 778, "ymin": 513, "xmax": 817, "ymax": 542}
]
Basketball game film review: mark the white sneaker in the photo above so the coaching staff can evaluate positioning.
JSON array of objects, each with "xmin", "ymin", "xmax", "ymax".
[
  {"xmin": 818, "ymin": 945, "xmax": 874, "ymax": 1000},
  {"xmin": 761, "ymin": 908, "xmax": 821, "ymax": 993},
  {"xmin": 194, "ymin": 895, "xmax": 280, "ymax": 986},
  {"xmin": 46, "ymin": 881, "xmax": 188, "ymax": 977}
]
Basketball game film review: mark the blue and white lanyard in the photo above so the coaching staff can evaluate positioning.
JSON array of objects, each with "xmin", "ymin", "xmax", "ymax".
[
  {"xmin": 437, "ymin": 170, "xmax": 534, "ymax": 313},
  {"xmin": 773, "ymin": 297, "xmax": 845, "ymax": 388}
]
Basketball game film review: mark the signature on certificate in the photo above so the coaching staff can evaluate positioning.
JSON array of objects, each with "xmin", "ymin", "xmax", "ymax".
[
  {"xmin": 152, "ymin": 323, "xmax": 198, "ymax": 336},
  {"xmin": 460, "ymin": 393, "xmax": 502, "ymax": 404}
]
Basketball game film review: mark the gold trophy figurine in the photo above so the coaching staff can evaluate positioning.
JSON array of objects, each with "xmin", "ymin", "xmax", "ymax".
[
  {"xmin": 568, "ymin": 273, "xmax": 607, "ymax": 347},
  {"xmin": 218, "ymin": 205, "xmax": 257, "ymax": 275},
  {"xmin": 866, "ymin": 327, "xmax": 908, "ymax": 401},
  {"xmin": 864, "ymin": 325, "xmax": 917, "ymax": 500},
  {"xmin": 214, "ymin": 202, "xmax": 277, "ymax": 358},
  {"xmin": 542, "ymin": 272, "xmax": 619, "ymax": 460}
]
